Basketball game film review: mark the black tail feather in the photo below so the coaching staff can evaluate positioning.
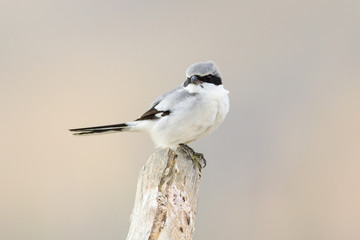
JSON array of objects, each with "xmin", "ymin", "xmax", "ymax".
[{"xmin": 69, "ymin": 123, "xmax": 127, "ymax": 135}]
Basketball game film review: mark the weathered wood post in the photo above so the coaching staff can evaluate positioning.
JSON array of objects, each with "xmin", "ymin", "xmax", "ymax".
[{"xmin": 126, "ymin": 147, "xmax": 204, "ymax": 240}]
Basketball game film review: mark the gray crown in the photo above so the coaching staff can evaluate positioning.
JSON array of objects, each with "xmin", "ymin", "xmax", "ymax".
[{"xmin": 186, "ymin": 61, "xmax": 221, "ymax": 78}]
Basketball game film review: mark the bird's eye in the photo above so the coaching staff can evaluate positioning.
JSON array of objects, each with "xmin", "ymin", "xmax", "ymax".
[{"xmin": 206, "ymin": 75, "xmax": 212, "ymax": 79}]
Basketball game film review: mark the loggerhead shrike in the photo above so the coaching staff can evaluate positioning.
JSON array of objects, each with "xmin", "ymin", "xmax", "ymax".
[{"xmin": 70, "ymin": 61, "xmax": 229, "ymax": 165}]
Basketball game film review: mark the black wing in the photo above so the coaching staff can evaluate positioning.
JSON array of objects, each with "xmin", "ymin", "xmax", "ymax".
[{"xmin": 135, "ymin": 105, "xmax": 170, "ymax": 121}]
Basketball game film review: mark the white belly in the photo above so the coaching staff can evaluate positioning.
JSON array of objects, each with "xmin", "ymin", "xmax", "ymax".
[{"xmin": 150, "ymin": 85, "xmax": 229, "ymax": 148}]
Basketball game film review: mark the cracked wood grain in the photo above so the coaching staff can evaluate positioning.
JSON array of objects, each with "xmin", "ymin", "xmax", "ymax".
[{"xmin": 126, "ymin": 147, "xmax": 204, "ymax": 240}]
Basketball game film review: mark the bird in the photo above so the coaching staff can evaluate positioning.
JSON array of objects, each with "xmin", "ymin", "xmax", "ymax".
[{"xmin": 70, "ymin": 61, "xmax": 229, "ymax": 166}]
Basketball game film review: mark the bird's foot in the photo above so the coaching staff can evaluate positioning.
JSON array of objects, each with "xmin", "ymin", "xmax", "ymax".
[{"xmin": 179, "ymin": 144, "xmax": 207, "ymax": 169}]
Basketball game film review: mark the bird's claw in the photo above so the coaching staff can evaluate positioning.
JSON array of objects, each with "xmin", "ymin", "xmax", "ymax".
[
  {"xmin": 193, "ymin": 152, "xmax": 207, "ymax": 168},
  {"xmin": 179, "ymin": 144, "xmax": 207, "ymax": 169}
]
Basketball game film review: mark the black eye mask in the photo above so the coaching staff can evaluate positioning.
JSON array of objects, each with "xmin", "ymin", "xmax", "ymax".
[{"xmin": 183, "ymin": 75, "xmax": 222, "ymax": 87}]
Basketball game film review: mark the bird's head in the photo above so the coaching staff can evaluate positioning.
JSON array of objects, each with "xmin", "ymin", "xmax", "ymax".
[{"xmin": 183, "ymin": 61, "xmax": 222, "ymax": 88}]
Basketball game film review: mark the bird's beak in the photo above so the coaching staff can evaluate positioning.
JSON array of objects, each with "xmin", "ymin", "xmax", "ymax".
[
  {"xmin": 183, "ymin": 75, "xmax": 202, "ymax": 87},
  {"xmin": 190, "ymin": 75, "xmax": 202, "ymax": 85}
]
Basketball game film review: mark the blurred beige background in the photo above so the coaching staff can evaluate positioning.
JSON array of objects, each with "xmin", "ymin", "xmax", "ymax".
[{"xmin": 1, "ymin": 0, "xmax": 359, "ymax": 239}]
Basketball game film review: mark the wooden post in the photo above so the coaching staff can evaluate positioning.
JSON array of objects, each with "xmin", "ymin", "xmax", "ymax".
[{"xmin": 126, "ymin": 147, "xmax": 204, "ymax": 240}]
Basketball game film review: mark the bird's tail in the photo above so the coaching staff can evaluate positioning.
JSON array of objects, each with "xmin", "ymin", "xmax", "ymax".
[{"xmin": 69, "ymin": 123, "xmax": 130, "ymax": 135}]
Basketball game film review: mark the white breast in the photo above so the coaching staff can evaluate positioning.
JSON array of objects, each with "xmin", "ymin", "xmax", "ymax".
[{"xmin": 150, "ymin": 83, "xmax": 229, "ymax": 148}]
